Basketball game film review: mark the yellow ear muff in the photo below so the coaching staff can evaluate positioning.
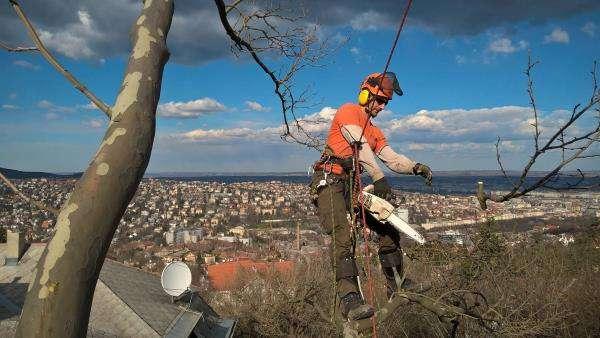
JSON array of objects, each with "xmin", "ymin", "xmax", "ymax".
[{"xmin": 358, "ymin": 89, "xmax": 370, "ymax": 106}]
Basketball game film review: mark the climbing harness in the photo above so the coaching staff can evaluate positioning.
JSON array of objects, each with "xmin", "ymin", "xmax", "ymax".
[{"xmin": 312, "ymin": 0, "xmax": 414, "ymax": 334}]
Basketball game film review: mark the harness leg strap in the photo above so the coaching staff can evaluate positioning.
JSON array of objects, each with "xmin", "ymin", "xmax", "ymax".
[{"xmin": 336, "ymin": 256, "xmax": 359, "ymax": 280}]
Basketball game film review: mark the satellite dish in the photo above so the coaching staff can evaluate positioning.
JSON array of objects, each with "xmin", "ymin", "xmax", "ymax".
[{"xmin": 161, "ymin": 261, "xmax": 192, "ymax": 297}]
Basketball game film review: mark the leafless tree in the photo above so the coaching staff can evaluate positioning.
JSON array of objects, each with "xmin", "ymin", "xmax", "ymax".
[
  {"xmin": 477, "ymin": 54, "xmax": 599, "ymax": 210},
  {"xmin": 215, "ymin": 0, "xmax": 340, "ymax": 150},
  {"xmin": 5, "ymin": 0, "xmax": 173, "ymax": 336},
  {"xmin": 2, "ymin": 0, "xmax": 334, "ymax": 336}
]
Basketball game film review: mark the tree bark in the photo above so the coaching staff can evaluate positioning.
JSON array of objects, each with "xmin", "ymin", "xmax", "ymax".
[{"xmin": 16, "ymin": 0, "xmax": 173, "ymax": 336}]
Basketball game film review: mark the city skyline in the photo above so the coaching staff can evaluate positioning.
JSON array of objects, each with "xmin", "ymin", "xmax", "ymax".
[{"xmin": 1, "ymin": 1, "xmax": 599, "ymax": 173}]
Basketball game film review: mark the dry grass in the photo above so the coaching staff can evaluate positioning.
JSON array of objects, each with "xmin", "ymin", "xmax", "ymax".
[{"xmin": 209, "ymin": 222, "xmax": 600, "ymax": 337}]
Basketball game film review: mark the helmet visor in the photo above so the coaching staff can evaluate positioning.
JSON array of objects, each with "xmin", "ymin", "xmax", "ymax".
[{"xmin": 367, "ymin": 72, "xmax": 403, "ymax": 97}]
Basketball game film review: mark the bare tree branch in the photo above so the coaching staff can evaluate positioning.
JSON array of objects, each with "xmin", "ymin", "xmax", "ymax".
[
  {"xmin": 215, "ymin": 0, "xmax": 339, "ymax": 150},
  {"xmin": 8, "ymin": 0, "xmax": 113, "ymax": 119},
  {"xmin": 0, "ymin": 171, "xmax": 59, "ymax": 216},
  {"xmin": 478, "ymin": 57, "xmax": 600, "ymax": 209},
  {"xmin": 526, "ymin": 52, "xmax": 541, "ymax": 152},
  {"xmin": 347, "ymin": 290, "xmax": 500, "ymax": 335},
  {"xmin": 0, "ymin": 40, "xmax": 37, "ymax": 52},
  {"xmin": 495, "ymin": 137, "xmax": 517, "ymax": 189}
]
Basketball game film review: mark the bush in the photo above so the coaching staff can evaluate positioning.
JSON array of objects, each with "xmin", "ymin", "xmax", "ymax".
[{"xmin": 209, "ymin": 223, "xmax": 600, "ymax": 337}]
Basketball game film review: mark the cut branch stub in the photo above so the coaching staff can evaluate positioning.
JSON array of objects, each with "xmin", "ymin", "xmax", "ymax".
[{"xmin": 477, "ymin": 181, "xmax": 488, "ymax": 210}]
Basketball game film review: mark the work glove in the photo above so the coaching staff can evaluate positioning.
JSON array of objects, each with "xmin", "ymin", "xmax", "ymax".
[
  {"xmin": 412, "ymin": 163, "xmax": 432, "ymax": 186},
  {"xmin": 373, "ymin": 177, "xmax": 394, "ymax": 202}
]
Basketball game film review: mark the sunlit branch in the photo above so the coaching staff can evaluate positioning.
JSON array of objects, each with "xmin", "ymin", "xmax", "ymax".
[{"xmin": 9, "ymin": 0, "xmax": 113, "ymax": 118}]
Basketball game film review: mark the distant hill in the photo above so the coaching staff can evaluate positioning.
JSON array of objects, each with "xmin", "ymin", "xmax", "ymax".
[{"xmin": 0, "ymin": 167, "xmax": 81, "ymax": 179}]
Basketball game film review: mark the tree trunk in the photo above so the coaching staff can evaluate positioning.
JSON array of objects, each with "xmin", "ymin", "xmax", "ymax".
[{"xmin": 16, "ymin": 1, "xmax": 173, "ymax": 336}]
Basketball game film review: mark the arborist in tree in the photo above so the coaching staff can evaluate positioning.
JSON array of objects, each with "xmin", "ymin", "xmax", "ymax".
[{"xmin": 310, "ymin": 72, "xmax": 432, "ymax": 321}]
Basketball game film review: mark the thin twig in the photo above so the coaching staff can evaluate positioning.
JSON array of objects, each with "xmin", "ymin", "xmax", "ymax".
[
  {"xmin": 9, "ymin": 0, "xmax": 112, "ymax": 118},
  {"xmin": 479, "ymin": 58, "xmax": 600, "ymax": 209},
  {"xmin": 215, "ymin": 0, "xmax": 336, "ymax": 150},
  {"xmin": 0, "ymin": 171, "xmax": 59, "ymax": 216},
  {"xmin": 495, "ymin": 137, "xmax": 517, "ymax": 189},
  {"xmin": 526, "ymin": 52, "xmax": 541, "ymax": 152}
]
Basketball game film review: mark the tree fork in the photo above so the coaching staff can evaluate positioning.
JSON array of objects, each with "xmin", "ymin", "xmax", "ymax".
[{"xmin": 16, "ymin": 0, "xmax": 174, "ymax": 336}]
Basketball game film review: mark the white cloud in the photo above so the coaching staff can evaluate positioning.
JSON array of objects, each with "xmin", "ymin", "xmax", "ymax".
[
  {"xmin": 37, "ymin": 100, "xmax": 75, "ymax": 113},
  {"xmin": 13, "ymin": 60, "xmax": 40, "ymax": 70},
  {"xmin": 168, "ymin": 106, "xmax": 336, "ymax": 144},
  {"xmin": 488, "ymin": 38, "xmax": 528, "ymax": 53},
  {"xmin": 1, "ymin": 104, "xmax": 20, "ymax": 110},
  {"xmin": 45, "ymin": 112, "xmax": 60, "ymax": 120},
  {"xmin": 244, "ymin": 101, "xmax": 270, "ymax": 112},
  {"xmin": 544, "ymin": 27, "xmax": 570, "ymax": 44},
  {"xmin": 157, "ymin": 98, "xmax": 227, "ymax": 118},
  {"xmin": 174, "ymin": 127, "xmax": 280, "ymax": 144},
  {"xmin": 386, "ymin": 106, "xmax": 536, "ymax": 143},
  {"xmin": 78, "ymin": 102, "xmax": 99, "ymax": 110},
  {"xmin": 83, "ymin": 118, "xmax": 105, "ymax": 128},
  {"xmin": 39, "ymin": 10, "xmax": 104, "ymax": 59},
  {"xmin": 350, "ymin": 10, "xmax": 391, "ymax": 31},
  {"xmin": 348, "ymin": 46, "xmax": 372, "ymax": 63},
  {"xmin": 581, "ymin": 22, "xmax": 596, "ymax": 37},
  {"xmin": 455, "ymin": 55, "xmax": 467, "ymax": 64}
]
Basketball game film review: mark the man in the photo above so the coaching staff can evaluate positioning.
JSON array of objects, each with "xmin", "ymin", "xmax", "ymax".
[{"xmin": 310, "ymin": 72, "xmax": 432, "ymax": 321}]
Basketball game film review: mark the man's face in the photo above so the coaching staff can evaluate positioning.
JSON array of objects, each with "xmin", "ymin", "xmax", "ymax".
[{"xmin": 366, "ymin": 95, "xmax": 388, "ymax": 117}]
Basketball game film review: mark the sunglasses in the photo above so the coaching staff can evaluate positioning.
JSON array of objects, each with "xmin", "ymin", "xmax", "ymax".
[{"xmin": 374, "ymin": 96, "xmax": 388, "ymax": 105}]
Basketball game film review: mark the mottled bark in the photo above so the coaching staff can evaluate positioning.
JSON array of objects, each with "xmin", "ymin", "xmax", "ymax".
[{"xmin": 16, "ymin": 0, "xmax": 173, "ymax": 337}]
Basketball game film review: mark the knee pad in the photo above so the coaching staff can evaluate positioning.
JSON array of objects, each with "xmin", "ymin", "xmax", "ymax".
[{"xmin": 378, "ymin": 249, "xmax": 402, "ymax": 268}]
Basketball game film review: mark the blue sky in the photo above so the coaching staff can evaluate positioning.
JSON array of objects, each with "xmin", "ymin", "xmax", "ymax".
[{"xmin": 1, "ymin": 1, "xmax": 599, "ymax": 173}]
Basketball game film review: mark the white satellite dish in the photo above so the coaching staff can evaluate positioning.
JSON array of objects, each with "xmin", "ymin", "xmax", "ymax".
[{"xmin": 161, "ymin": 261, "xmax": 192, "ymax": 297}]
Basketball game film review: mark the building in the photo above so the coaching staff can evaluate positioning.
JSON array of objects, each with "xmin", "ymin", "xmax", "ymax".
[
  {"xmin": 0, "ymin": 233, "xmax": 236, "ymax": 337},
  {"xmin": 207, "ymin": 258, "xmax": 294, "ymax": 291}
]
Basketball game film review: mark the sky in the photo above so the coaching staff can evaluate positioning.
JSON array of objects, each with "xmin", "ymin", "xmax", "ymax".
[{"xmin": 1, "ymin": 0, "xmax": 599, "ymax": 173}]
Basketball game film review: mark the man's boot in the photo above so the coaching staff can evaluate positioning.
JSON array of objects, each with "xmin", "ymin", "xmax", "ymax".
[
  {"xmin": 336, "ymin": 256, "xmax": 374, "ymax": 320},
  {"xmin": 340, "ymin": 292, "xmax": 375, "ymax": 321}
]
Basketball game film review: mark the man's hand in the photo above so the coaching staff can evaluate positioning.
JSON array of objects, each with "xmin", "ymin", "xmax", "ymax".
[
  {"xmin": 373, "ymin": 177, "xmax": 394, "ymax": 201},
  {"xmin": 412, "ymin": 163, "xmax": 433, "ymax": 186}
]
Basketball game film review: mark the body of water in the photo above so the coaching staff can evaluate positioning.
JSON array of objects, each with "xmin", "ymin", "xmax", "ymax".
[{"xmin": 159, "ymin": 174, "xmax": 600, "ymax": 196}]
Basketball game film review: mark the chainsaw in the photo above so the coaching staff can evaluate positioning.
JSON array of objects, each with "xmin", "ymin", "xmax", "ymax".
[{"xmin": 361, "ymin": 186, "xmax": 425, "ymax": 244}]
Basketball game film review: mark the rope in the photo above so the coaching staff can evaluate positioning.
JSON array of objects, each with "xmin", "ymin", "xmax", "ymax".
[
  {"xmin": 351, "ymin": 4, "xmax": 414, "ymax": 335},
  {"xmin": 358, "ymin": 0, "xmax": 414, "ymax": 143},
  {"xmin": 352, "ymin": 142, "xmax": 378, "ymax": 337},
  {"xmin": 326, "ymin": 171, "xmax": 338, "ymax": 320}
]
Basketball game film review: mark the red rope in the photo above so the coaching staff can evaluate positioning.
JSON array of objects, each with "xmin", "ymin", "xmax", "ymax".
[{"xmin": 352, "ymin": 142, "xmax": 377, "ymax": 337}]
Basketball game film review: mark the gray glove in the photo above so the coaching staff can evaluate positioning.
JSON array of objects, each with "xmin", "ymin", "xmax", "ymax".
[{"xmin": 412, "ymin": 163, "xmax": 432, "ymax": 186}]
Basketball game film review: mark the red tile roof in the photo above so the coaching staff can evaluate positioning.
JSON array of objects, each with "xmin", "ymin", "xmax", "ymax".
[{"xmin": 207, "ymin": 258, "xmax": 294, "ymax": 291}]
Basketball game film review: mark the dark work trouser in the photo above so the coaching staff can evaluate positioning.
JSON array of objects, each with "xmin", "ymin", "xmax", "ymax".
[{"xmin": 310, "ymin": 170, "xmax": 401, "ymax": 298}]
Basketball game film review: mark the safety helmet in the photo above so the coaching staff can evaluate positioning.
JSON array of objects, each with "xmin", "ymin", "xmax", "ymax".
[{"xmin": 358, "ymin": 72, "xmax": 403, "ymax": 105}]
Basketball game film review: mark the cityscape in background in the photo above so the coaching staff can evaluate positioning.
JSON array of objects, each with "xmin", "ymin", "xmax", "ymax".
[{"xmin": 1, "ymin": 174, "xmax": 598, "ymax": 291}]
